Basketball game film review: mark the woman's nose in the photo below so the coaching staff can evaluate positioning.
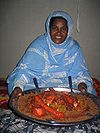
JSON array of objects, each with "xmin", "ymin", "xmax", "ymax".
[{"xmin": 57, "ymin": 29, "xmax": 61, "ymax": 34}]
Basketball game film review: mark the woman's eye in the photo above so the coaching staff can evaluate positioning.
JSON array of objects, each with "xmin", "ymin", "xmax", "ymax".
[
  {"xmin": 61, "ymin": 27, "xmax": 67, "ymax": 32},
  {"xmin": 51, "ymin": 26, "xmax": 57, "ymax": 30}
]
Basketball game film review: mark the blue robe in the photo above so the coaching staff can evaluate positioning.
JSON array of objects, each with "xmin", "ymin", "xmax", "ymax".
[{"xmin": 7, "ymin": 11, "xmax": 96, "ymax": 95}]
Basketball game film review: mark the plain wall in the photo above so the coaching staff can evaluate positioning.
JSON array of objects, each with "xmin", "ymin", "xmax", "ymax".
[{"xmin": 0, "ymin": 0, "xmax": 100, "ymax": 80}]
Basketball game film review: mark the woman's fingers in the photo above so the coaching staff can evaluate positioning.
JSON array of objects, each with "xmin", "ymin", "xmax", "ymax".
[
  {"xmin": 11, "ymin": 87, "xmax": 22, "ymax": 106},
  {"xmin": 78, "ymin": 82, "xmax": 87, "ymax": 93}
]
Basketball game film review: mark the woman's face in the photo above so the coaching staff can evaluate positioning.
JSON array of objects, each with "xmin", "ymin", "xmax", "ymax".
[{"xmin": 50, "ymin": 18, "xmax": 68, "ymax": 44}]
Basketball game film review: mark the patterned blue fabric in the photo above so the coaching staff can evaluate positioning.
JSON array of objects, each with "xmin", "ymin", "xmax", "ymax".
[{"xmin": 7, "ymin": 11, "xmax": 96, "ymax": 95}]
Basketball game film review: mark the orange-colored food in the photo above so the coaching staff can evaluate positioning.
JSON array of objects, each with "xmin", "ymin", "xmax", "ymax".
[
  {"xmin": 33, "ymin": 107, "xmax": 46, "ymax": 117},
  {"xmin": 17, "ymin": 88, "xmax": 99, "ymax": 122}
]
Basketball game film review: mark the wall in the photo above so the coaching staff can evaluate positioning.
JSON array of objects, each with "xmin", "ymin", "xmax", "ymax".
[{"xmin": 0, "ymin": 0, "xmax": 100, "ymax": 80}]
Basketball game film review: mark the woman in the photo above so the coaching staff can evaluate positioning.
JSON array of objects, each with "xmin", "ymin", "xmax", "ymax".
[{"xmin": 7, "ymin": 11, "xmax": 96, "ymax": 98}]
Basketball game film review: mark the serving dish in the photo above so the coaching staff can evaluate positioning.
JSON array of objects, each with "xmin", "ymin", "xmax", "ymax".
[{"xmin": 9, "ymin": 87, "xmax": 100, "ymax": 126}]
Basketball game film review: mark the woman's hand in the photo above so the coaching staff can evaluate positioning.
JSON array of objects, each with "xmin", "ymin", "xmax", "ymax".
[
  {"xmin": 78, "ymin": 82, "xmax": 87, "ymax": 93},
  {"xmin": 11, "ymin": 87, "xmax": 22, "ymax": 106}
]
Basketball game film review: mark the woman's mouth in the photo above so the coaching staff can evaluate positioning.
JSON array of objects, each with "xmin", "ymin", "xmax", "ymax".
[{"xmin": 55, "ymin": 36, "xmax": 62, "ymax": 39}]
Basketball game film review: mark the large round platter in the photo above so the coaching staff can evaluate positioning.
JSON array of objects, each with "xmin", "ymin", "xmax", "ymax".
[{"xmin": 9, "ymin": 88, "xmax": 100, "ymax": 126}]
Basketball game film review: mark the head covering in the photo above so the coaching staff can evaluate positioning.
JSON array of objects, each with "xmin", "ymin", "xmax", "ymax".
[
  {"xmin": 45, "ymin": 11, "xmax": 73, "ymax": 45},
  {"xmin": 44, "ymin": 11, "xmax": 73, "ymax": 63}
]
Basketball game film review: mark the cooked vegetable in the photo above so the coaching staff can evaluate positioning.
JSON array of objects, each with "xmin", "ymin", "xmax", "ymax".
[
  {"xmin": 33, "ymin": 107, "xmax": 46, "ymax": 117},
  {"xmin": 35, "ymin": 95, "xmax": 64, "ymax": 119}
]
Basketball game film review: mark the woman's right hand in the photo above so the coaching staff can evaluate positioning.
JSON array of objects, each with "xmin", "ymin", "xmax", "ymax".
[{"xmin": 11, "ymin": 87, "xmax": 22, "ymax": 106}]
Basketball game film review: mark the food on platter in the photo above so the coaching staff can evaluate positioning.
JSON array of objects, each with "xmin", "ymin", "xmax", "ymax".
[{"xmin": 17, "ymin": 88, "xmax": 99, "ymax": 123}]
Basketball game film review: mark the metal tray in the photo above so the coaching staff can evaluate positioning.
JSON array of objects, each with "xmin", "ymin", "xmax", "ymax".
[{"xmin": 9, "ymin": 88, "xmax": 100, "ymax": 126}]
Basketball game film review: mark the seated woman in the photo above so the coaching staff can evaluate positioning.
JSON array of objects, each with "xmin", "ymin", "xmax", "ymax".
[{"xmin": 7, "ymin": 11, "xmax": 96, "ymax": 99}]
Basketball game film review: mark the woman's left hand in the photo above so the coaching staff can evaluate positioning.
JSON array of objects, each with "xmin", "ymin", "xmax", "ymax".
[{"xmin": 78, "ymin": 82, "xmax": 87, "ymax": 93}]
